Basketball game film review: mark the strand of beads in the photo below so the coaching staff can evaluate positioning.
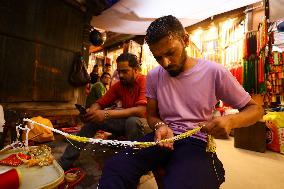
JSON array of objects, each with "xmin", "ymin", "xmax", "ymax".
[
  {"xmin": 23, "ymin": 118, "xmax": 69, "ymax": 137},
  {"xmin": 206, "ymin": 135, "xmax": 216, "ymax": 153},
  {"xmin": 23, "ymin": 118, "xmax": 135, "ymax": 148},
  {"xmin": 23, "ymin": 118, "xmax": 216, "ymax": 153},
  {"xmin": 66, "ymin": 137, "xmax": 129, "ymax": 155},
  {"xmin": 134, "ymin": 126, "xmax": 202, "ymax": 149}
]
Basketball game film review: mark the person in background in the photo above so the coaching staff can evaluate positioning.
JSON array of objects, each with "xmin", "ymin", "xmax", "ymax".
[
  {"xmin": 98, "ymin": 15, "xmax": 263, "ymax": 189},
  {"xmin": 0, "ymin": 105, "xmax": 5, "ymax": 147},
  {"xmin": 110, "ymin": 69, "xmax": 119, "ymax": 86},
  {"xmin": 0, "ymin": 105, "xmax": 4, "ymax": 132},
  {"xmin": 58, "ymin": 52, "xmax": 147, "ymax": 171},
  {"xmin": 85, "ymin": 72, "xmax": 111, "ymax": 108},
  {"xmin": 104, "ymin": 63, "xmax": 112, "ymax": 75},
  {"xmin": 90, "ymin": 64, "xmax": 100, "ymax": 84},
  {"xmin": 86, "ymin": 64, "xmax": 100, "ymax": 96}
]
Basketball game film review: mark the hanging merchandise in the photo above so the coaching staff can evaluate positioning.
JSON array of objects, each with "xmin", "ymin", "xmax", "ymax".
[
  {"xmin": 106, "ymin": 47, "xmax": 123, "ymax": 74},
  {"xmin": 219, "ymin": 19, "xmax": 245, "ymax": 87},
  {"xmin": 88, "ymin": 51, "xmax": 105, "ymax": 75},
  {"xmin": 69, "ymin": 53, "xmax": 91, "ymax": 87},
  {"xmin": 141, "ymin": 44, "xmax": 159, "ymax": 75},
  {"xmin": 128, "ymin": 40, "xmax": 142, "ymax": 62},
  {"xmin": 229, "ymin": 65, "xmax": 243, "ymax": 84},
  {"xmin": 256, "ymin": 16, "xmax": 268, "ymax": 56},
  {"xmin": 242, "ymin": 58, "xmax": 258, "ymax": 94},
  {"xmin": 202, "ymin": 26, "xmax": 220, "ymax": 63},
  {"xmin": 266, "ymin": 50, "xmax": 284, "ymax": 106},
  {"xmin": 264, "ymin": 21, "xmax": 284, "ymax": 106},
  {"xmin": 186, "ymin": 40, "xmax": 202, "ymax": 58},
  {"xmin": 258, "ymin": 51, "xmax": 267, "ymax": 94},
  {"xmin": 243, "ymin": 17, "xmax": 269, "ymax": 95}
]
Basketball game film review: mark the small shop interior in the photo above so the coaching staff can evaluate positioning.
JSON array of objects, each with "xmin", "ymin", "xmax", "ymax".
[
  {"xmin": 89, "ymin": 8, "xmax": 284, "ymax": 110},
  {"xmin": 0, "ymin": 1, "xmax": 284, "ymax": 189},
  {"xmin": 86, "ymin": 4, "xmax": 284, "ymax": 188}
]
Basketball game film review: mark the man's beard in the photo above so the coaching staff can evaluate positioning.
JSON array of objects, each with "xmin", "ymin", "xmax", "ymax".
[
  {"xmin": 120, "ymin": 80, "xmax": 128, "ymax": 86},
  {"xmin": 167, "ymin": 49, "xmax": 187, "ymax": 77},
  {"xmin": 120, "ymin": 78, "xmax": 134, "ymax": 86},
  {"xmin": 102, "ymin": 81, "xmax": 109, "ymax": 86},
  {"xmin": 167, "ymin": 68, "xmax": 183, "ymax": 77}
]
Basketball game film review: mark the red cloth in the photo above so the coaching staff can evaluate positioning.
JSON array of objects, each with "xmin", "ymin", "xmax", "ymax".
[
  {"xmin": 243, "ymin": 35, "xmax": 248, "ymax": 58},
  {"xmin": 0, "ymin": 169, "xmax": 21, "ymax": 189},
  {"xmin": 258, "ymin": 55, "xmax": 265, "ymax": 83},
  {"xmin": 230, "ymin": 66, "xmax": 242, "ymax": 84},
  {"xmin": 96, "ymin": 74, "xmax": 147, "ymax": 109},
  {"xmin": 0, "ymin": 153, "xmax": 30, "ymax": 166},
  {"xmin": 237, "ymin": 66, "xmax": 243, "ymax": 84}
]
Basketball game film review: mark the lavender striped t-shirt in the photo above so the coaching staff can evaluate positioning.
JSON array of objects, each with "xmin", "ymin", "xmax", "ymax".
[{"xmin": 146, "ymin": 59, "xmax": 251, "ymax": 141}]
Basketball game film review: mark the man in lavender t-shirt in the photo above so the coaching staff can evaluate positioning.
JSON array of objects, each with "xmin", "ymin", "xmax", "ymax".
[
  {"xmin": 98, "ymin": 16, "xmax": 263, "ymax": 189},
  {"xmin": 146, "ymin": 58, "xmax": 251, "ymax": 141}
]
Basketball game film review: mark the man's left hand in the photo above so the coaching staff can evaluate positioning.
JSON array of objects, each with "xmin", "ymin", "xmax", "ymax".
[{"xmin": 200, "ymin": 116, "xmax": 235, "ymax": 139}]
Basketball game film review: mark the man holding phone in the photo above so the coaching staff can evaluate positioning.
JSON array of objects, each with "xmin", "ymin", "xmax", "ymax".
[{"xmin": 59, "ymin": 52, "xmax": 147, "ymax": 171}]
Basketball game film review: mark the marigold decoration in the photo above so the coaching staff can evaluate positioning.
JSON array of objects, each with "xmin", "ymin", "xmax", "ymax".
[{"xmin": 16, "ymin": 145, "xmax": 54, "ymax": 167}]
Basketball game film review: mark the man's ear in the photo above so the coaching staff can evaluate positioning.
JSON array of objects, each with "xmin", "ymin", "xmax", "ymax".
[
  {"xmin": 133, "ymin": 67, "xmax": 139, "ymax": 74},
  {"xmin": 183, "ymin": 33, "xmax": 190, "ymax": 46}
]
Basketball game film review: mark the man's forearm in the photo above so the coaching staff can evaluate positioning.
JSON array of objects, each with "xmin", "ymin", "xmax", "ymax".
[
  {"xmin": 107, "ymin": 106, "xmax": 146, "ymax": 119},
  {"xmin": 147, "ymin": 116, "xmax": 166, "ymax": 130},
  {"xmin": 89, "ymin": 103, "xmax": 101, "ymax": 111},
  {"xmin": 227, "ymin": 103, "xmax": 263, "ymax": 129}
]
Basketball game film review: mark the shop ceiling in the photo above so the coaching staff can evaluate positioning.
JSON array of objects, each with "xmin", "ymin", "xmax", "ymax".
[
  {"xmin": 90, "ymin": 0, "xmax": 261, "ymax": 35},
  {"xmin": 67, "ymin": 0, "xmax": 284, "ymax": 51}
]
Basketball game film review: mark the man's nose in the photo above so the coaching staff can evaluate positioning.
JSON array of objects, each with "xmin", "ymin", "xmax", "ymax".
[
  {"xmin": 161, "ymin": 57, "xmax": 170, "ymax": 68},
  {"xmin": 119, "ymin": 72, "xmax": 123, "ymax": 77}
]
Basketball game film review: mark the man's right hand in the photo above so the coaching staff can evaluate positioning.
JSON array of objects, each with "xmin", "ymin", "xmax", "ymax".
[
  {"xmin": 81, "ymin": 103, "xmax": 102, "ymax": 123},
  {"xmin": 155, "ymin": 125, "xmax": 174, "ymax": 150},
  {"xmin": 89, "ymin": 103, "xmax": 101, "ymax": 112},
  {"xmin": 85, "ymin": 109, "xmax": 105, "ymax": 123}
]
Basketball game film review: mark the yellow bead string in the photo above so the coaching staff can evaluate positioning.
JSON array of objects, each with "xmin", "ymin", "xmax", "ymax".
[
  {"xmin": 206, "ymin": 134, "xmax": 216, "ymax": 153},
  {"xmin": 134, "ymin": 126, "xmax": 201, "ymax": 148},
  {"xmin": 23, "ymin": 118, "xmax": 216, "ymax": 153},
  {"xmin": 134, "ymin": 126, "xmax": 216, "ymax": 153},
  {"xmin": 66, "ymin": 134, "xmax": 89, "ymax": 143}
]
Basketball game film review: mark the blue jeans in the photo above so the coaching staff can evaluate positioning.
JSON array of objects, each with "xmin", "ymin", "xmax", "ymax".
[
  {"xmin": 58, "ymin": 117, "xmax": 145, "ymax": 170},
  {"xmin": 98, "ymin": 133, "xmax": 225, "ymax": 189}
]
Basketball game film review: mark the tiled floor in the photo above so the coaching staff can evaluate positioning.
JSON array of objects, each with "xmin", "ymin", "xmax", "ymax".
[
  {"xmin": 48, "ymin": 134, "xmax": 116, "ymax": 189},
  {"xmin": 216, "ymin": 138, "xmax": 284, "ymax": 189}
]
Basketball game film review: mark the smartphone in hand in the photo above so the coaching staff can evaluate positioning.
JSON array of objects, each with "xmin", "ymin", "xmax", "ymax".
[{"xmin": 75, "ymin": 104, "xmax": 87, "ymax": 114}]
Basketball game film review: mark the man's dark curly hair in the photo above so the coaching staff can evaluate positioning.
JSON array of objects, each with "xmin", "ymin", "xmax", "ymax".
[
  {"xmin": 116, "ymin": 52, "xmax": 140, "ymax": 68},
  {"xmin": 145, "ymin": 15, "xmax": 185, "ymax": 45}
]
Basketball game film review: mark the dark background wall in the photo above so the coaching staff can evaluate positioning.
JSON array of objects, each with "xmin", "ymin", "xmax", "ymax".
[{"xmin": 0, "ymin": 0, "xmax": 88, "ymax": 120}]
